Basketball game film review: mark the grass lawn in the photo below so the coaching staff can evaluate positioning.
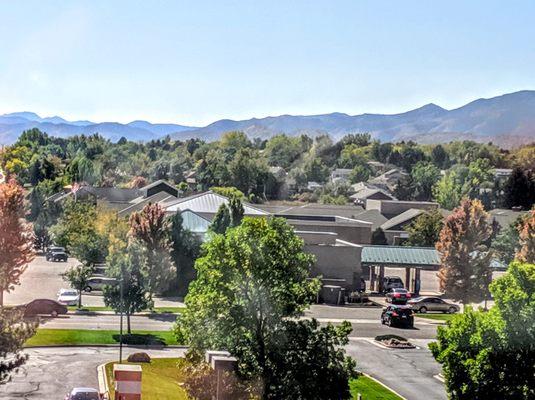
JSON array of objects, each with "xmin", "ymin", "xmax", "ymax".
[
  {"xmin": 105, "ymin": 358, "xmax": 187, "ymax": 400},
  {"xmin": 25, "ymin": 329, "xmax": 178, "ymax": 347},
  {"xmin": 350, "ymin": 375, "xmax": 403, "ymax": 400},
  {"xmin": 67, "ymin": 306, "xmax": 185, "ymax": 314},
  {"xmin": 102, "ymin": 358, "xmax": 401, "ymax": 400},
  {"xmin": 416, "ymin": 313, "xmax": 456, "ymax": 321}
]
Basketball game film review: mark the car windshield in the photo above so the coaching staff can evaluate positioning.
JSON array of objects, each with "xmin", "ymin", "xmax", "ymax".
[
  {"xmin": 71, "ymin": 392, "xmax": 100, "ymax": 400},
  {"xmin": 62, "ymin": 291, "xmax": 78, "ymax": 296}
]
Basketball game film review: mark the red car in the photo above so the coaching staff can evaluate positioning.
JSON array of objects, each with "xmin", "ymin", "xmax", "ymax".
[
  {"xmin": 23, "ymin": 299, "xmax": 68, "ymax": 317},
  {"xmin": 385, "ymin": 288, "xmax": 412, "ymax": 304}
]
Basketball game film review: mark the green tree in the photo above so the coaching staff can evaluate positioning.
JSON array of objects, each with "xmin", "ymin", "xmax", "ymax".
[
  {"xmin": 0, "ymin": 308, "xmax": 36, "ymax": 384},
  {"xmin": 436, "ymin": 199, "xmax": 493, "ymax": 304},
  {"xmin": 209, "ymin": 204, "xmax": 231, "ymax": 234},
  {"xmin": 103, "ymin": 243, "xmax": 152, "ymax": 334},
  {"xmin": 169, "ymin": 212, "xmax": 202, "ymax": 296},
  {"xmin": 228, "ymin": 196, "xmax": 244, "ymax": 227},
  {"xmin": 371, "ymin": 228, "xmax": 388, "ymax": 245},
  {"xmin": 433, "ymin": 171, "xmax": 462, "ymax": 210},
  {"xmin": 50, "ymin": 200, "xmax": 107, "ymax": 266},
  {"xmin": 430, "ymin": 262, "xmax": 535, "ymax": 400},
  {"xmin": 62, "ymin": 264, "xmax": 93, "ymax": 309},
  {"xmin": 491, "ymin": 219, "xmax": 521, "ymax": 266},
  {"xmin": 431, "ymin": 144, "xmax": 450, "ymax": 169},
  {"xmin": 411, "ymin": 161, "xmax": 441, "ymax": 201},
  {"xmin": 348, "ymin": 164, "xmax": 372, "ymax": 184},
  {"xmin": 503, "ymin": 167, "xmax": 535, "ymax": 209},
  {"xmin": 405, "ymin": 210, "xmax": 444, "ymax": 247},
  {"xmin": 175, "ymin": 218, "xmax": 357, "ymax": 398}
]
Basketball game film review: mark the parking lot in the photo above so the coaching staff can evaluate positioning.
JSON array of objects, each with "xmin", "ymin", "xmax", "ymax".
[{"xmin": 4, "ymin": 256, "xmax": 183, "ymax": 308}]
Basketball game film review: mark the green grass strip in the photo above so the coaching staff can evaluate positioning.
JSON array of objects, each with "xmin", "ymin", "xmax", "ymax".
[
  {"xmin": 25, "ymin": 328, "xmax": 178, "ymax": 347},
  {"xmin": 350, "ymin": 375, "xmax": 403, "ymax": 400}
]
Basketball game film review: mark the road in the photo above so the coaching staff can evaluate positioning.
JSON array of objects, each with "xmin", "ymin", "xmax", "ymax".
[
  {"xmin": 1, "ymin": 341, "xmax": 445, "ymax": 400},
  {"xmin": 4, "ymin": 256, "xmax": 184, "ymax": 308},
  {"xmin": 40, "ymin": 312, "xmax": 177, "ymax": 331},
  {"xmin": 347, "ymin": 339, "xmax": 446, "ymax": 400},
  {"xmin": 0, "ymin": 347, "xmax": 187, "ymax": 400},
  {"xmin": 36, "ymin": 304, "xmax": 440, "ymax": 339}
]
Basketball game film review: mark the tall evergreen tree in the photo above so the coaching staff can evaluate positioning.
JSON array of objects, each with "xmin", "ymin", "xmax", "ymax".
[
  {"xmin": 504, "ymin": 167, "xmax": 535, "ymax": 209},
  {"xmin": 210, "ymin": 204, "xmax": 231, "ymax": 234}
]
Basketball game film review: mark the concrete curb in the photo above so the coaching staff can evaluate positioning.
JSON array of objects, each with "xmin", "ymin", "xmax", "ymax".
[
  {"xmin": 414, "ymin": 316, "xmax": 447, "ymax": 325},
  {"xmin": 97, "ymin": 363, "xmax": 110, "ymax": 398},
  {"xmin": 360, "ymin": 372, "xmax": 408, "ymax": 400}
]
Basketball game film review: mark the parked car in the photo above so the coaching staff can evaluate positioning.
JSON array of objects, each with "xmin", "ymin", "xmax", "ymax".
[
  {"xmin": 46, "ymin": 246, "xmax": 68, "ymax": 262},
  {"xmin": 381, "ymin": 304, "xmax": 414, "ymax": 328},
  {"xmin": 408, "ymin": 296, "xmax": 460, "ymax": 314},
  {"xmin": 386, "ymin": 288, "xmax": 411, "ymax": 304},
  {"xmin": 23, "ymin": 299, "xmax": 68, "ymax": 317},
  {"xmin": 57, "ymin": 289, "xmax": 80, "ymax": 306},
  {"xmin": 382, "ymin": 276, "xmax": 404, "ymax": 293},
  {"xmin": 65, "ymin": 387, "xmax": 102, "ymax": 400},
  {"xmin": 46, "ymin": 246, "xmax": 66, "ymax": 260},
  {"xmin": 84, "ymin": 277, "xmax": 117, "ymax": 292}
]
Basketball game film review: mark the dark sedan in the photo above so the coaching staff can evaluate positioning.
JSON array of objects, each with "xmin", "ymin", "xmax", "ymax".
[
  {"xmin": 23, "ymin": 299, "xmax": 68, "ymax": 318},
  {"xmin": 381, "ymin": 304, "xmax": 414, "ymax": 328}
]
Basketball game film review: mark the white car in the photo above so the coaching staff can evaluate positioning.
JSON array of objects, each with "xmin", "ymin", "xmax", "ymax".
[{"xmin": 57, "ymin": 289, "xmax": 80, "ymax": 306}]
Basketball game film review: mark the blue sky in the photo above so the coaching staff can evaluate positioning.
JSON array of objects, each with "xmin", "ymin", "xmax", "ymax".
[{"xmin": 0, "ymin": 1, "xmax": 534, "ymax": 126}]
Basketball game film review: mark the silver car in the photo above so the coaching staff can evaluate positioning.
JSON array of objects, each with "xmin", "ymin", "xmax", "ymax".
[
  {"xmin": 408, "ymin": 296, "xmax": 459, "ymax": 314},
  {"xmin": 83, "ymin": 277, "xmax": 117, "ymax": 292}
]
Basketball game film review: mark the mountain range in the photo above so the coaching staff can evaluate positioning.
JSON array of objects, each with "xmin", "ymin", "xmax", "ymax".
[{"xmin": 1, "ymin": 90, "xmax": 535, "ymax": 147}]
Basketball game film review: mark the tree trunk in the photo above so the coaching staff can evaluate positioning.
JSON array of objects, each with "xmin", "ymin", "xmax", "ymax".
[
  {"xmin": 0, "ymin": 289, "xmax": 3, "ymax": 307},
  {"xmin": 78, "ymin": 290, "xmax": 82, "ymax": 309},
  {"xmin": 127, "ymin": 312, "xmax": 131, "ymax": 334}
]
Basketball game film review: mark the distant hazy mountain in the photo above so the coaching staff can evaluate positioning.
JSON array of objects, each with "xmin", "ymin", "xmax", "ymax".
[
  {"xmin": 0, "ymin": 112, "xmax": 194, "ymax": 144},
  {"xmin": 1, "ymin": 90, "xmax": 534, "ymax": 146},
  {"xmin": 172, "ymin": 90, "xmax": 535, "ymax": 147}
]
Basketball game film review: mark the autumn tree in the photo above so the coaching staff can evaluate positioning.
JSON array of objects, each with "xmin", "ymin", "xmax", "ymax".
[
  {"xmin": 129, "ymin": 203, "xmax": 174, "ymax": 299},
  {"xmin": 436, "ymin": 199, "xmax": 493, "ymax": 304},
  {"xmin": 0, "ymin": 179, "xmax": 35, "ymax": 306},
  {"xmin": 516, "ymin": 210, "xmax": 535, "ymax": 263}
]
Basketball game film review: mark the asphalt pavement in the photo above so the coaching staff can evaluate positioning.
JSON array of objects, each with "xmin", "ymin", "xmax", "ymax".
[
  {"xmin": 4, "ymin": 256, "xmax": 184, "ymax": 308},
  {"xmin": 0, "ymin": 347, "xmax": 186, "ymax": 400},
  {"xmin": 347, "ymin": 339, "xmax": 446, "ymax": 400}
]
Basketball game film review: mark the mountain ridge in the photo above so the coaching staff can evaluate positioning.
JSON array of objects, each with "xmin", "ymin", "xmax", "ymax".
[{"xmin": 1, "ymin": 90, "xmax": 534, "ymax": 146}]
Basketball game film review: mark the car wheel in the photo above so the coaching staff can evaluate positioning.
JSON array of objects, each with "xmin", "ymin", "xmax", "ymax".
[
  {"xmin": 51, "ymin": 310, "xmax": 58, "ymax": 317},
  {"xmin": 84, "ymin": 286, "xmax": 92, "ymax": 293},
  {"xmin": 419, "ymin": 306, "xmax": 427, "ymax": 313},
  {"xmin": 448, "ymin": 307, "xmax": 457, "ymax": 314}
]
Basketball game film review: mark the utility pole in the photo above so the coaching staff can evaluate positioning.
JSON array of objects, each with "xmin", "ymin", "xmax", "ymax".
[{"xmin": 119, "ymin": 271, "xmax": 124, "ymax": 363}]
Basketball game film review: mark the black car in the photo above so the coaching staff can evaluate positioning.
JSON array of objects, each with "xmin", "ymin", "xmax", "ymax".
[
  {"xmin": 46, "ymin": 246, "xmax": 68, "ymax": 262},
  {"xmin": 381, "ymin": 304, "xmax": 414, "ymax": 328}
]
